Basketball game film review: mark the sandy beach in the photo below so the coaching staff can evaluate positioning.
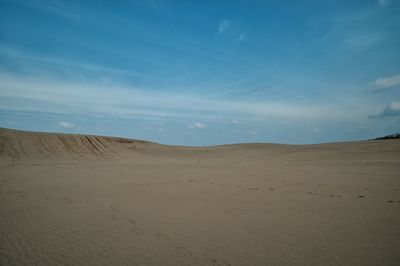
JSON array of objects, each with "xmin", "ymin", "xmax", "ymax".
[{"xmin": 1, "ymin": 127, "xmax": 399, "ymax": 265}]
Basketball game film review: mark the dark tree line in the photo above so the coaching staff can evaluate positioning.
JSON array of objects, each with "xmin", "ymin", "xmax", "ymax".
[{"xmin": 374, "ymin": 133, "xmax": 400, "ymax": 140}]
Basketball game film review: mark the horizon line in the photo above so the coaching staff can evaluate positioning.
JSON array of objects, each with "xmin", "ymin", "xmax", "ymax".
[{"xmin": 1, "ymin": 126, "xmax": 393, "ymax": 148}]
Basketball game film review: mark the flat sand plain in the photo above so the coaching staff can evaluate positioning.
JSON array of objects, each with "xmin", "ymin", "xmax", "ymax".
[{"xmin": 1, "ymin": 127, "xmax": 400, "ymax": 265}]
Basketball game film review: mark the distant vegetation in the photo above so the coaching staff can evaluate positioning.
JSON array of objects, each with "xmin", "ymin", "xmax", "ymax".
[{"xmin": 374, "ymin": 133, "xmax": 400, "ymax": 140}]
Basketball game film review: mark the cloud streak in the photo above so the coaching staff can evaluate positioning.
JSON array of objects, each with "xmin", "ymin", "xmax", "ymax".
[
  {"xmin": 379, "ymin": 0, "xmax": 393, "ymax": 7},
  {"xmin": 0, "ymin": 72, "xmax": 363, "ymax": 123},
  {"xmin": 189, "ymin": 122, "xmax": 205, "ymax": 129},
  {"xmin": 369, "ymin": 74, "xmax": 400, "ymax": 92},
  {"xmin": 0, "ymin": 45, "xmax": 146, "ymax": 78}
]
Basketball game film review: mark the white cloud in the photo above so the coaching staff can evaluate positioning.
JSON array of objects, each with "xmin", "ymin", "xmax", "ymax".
[
  {"xmin": 369, "ymin": 74, "xmax": 400, "ymax": 92},
  {"xmin": 238, "ymin": 34, "xmax": 246, "ymax": 41},
  {"xmin": 232, "ymin": 119, "xmax": 239, "ymax": 124},
  {"xmin": 57, "ymin": 121, "xmax": 76, "ymax": 129},
  {"xmin": 388, "ymin": 101, "xmax": 400, "ymax": 110},
  {"xmin": 189, "ymin": 122, "xmax": 205, "ymax": 129},
  {"xmin": 372, "ymin": 100, "xmax": 400, "ymax": 117},
  {"xmin": 382, "ymin": 100, "xmax": 400, "ymax": 115},
  {"xmin": 218, "ymin": 19, "xmax": 231, "ymax": 32}
]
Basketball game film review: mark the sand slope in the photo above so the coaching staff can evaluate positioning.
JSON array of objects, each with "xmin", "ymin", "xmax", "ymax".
[{"xmin": 1, "ymin": 128, "xmax": 400, "ymax": 265}]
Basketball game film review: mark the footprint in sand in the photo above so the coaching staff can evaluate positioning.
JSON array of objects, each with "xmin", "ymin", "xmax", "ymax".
[
  {"xmin": 212, "ymin": 258, "xmax": 231, "ymax": 265},
  {"xmin": 155, "ymin": 233, "xmax": 171, "ymax": 241},
  {"xmin": 109, "ymin": 205, "xmax": 120, "ymax": 220},
  {"xmin": 175, "ymin": 245, "xmax": 193, "ymax": 257}
]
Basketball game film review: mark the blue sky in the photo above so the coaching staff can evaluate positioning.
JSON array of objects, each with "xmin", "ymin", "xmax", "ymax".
[{"xmin": 0, "ymin": 0, "xmax": 399, "ymax": 145}]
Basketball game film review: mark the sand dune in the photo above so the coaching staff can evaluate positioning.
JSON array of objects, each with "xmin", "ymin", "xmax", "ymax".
[{"xmin": 1, "ymin": 127, "xmax": 400, "ymax": 265}]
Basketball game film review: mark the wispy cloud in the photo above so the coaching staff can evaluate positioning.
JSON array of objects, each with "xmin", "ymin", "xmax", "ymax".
[
  {"xmin": 379, "ymin": 0, "xmax": 393, "ymax": 7},
  {"xmin": 368, "ymin": 73, "xmax": 400, "ymax": 92},
  {"xmin": 218, "ymin": 19, "xmax": 231, "ymax": 32},
  {"xmin": 0, "ymin": 71, "xmax": 368, "ymax": 124},
  {"xmin": 345, "ymin": 34, "xmax": 381, "ymax": 49},
  {"xmin": 57, "ymin": 121, "xmax": 76, "ymax": 129},
  {"xmin": 10, "ymin": 0, "xmax": 86, "ymax": 22},
  {"xmin": 0, "ymin": 45, "xmax": 145, "ymax": 78}
]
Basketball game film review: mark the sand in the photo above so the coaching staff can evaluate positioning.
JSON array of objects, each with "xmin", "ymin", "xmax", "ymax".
[{"xmin": 1, "ymin": 127, "xmax": 399, "ymax": 265}]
